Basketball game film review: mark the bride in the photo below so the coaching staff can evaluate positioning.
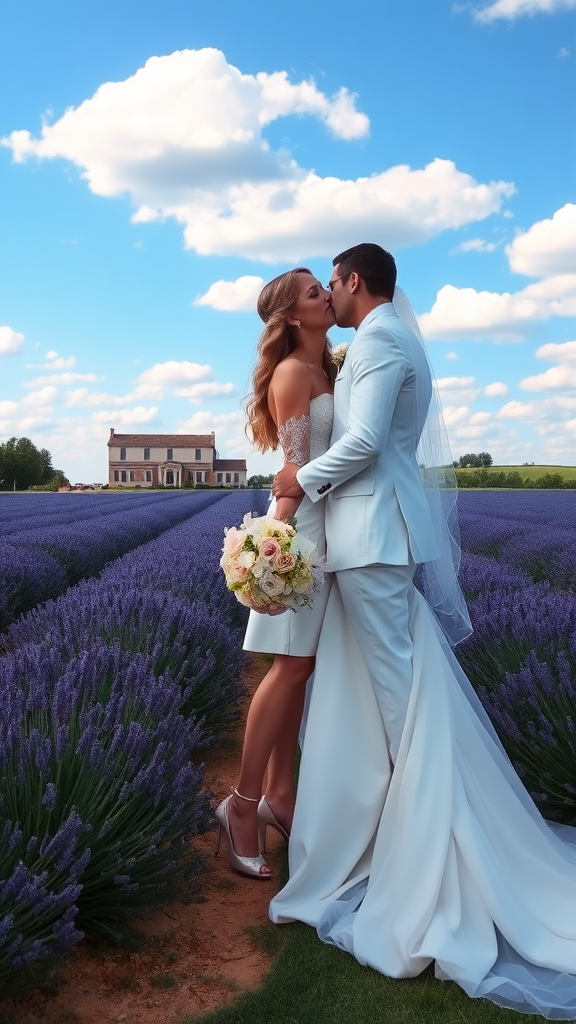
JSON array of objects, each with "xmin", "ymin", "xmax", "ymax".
[
  {"xmin": 267, "ymin": 243, "xmax": 576, "ymax": 1019},
  {"xmin": 215, "ymin": 267, "xmax": 334, "ymax": 878}
]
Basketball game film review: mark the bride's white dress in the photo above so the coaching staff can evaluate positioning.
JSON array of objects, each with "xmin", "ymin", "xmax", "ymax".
[{"xmin": 269, "ymin": 440, "xmax": 576, "ymax": 1017}]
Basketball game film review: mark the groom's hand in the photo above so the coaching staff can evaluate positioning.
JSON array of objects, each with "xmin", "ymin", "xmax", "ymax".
[{"xmin": 272, "ymin": 462, "xmax": 305, "ymax": 500}]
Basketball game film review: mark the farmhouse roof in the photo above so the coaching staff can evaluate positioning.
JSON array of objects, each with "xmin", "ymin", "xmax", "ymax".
[
  {"xmin": 214, "ymin": 459, "xmax": 247, "ymax": 471},
  {"xmin": 108, "ymin": 431, "xmax": 215, "ymax": 448}
]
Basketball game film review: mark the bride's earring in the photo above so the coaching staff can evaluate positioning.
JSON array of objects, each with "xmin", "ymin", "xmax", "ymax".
[{"xmin": 289, "ymin": 319, "xmax": 301, "ymax": 328}]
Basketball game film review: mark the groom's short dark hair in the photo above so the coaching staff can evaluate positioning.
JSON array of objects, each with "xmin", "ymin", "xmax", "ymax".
[{"xmin": 333, "ymin": 243, "xmax": 396, "ymax": 298}]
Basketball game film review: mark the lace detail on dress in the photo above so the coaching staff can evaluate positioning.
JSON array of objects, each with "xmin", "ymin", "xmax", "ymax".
[{"xmin": 278, "ymin": 414, "xmax": 311, "ymax": 467}]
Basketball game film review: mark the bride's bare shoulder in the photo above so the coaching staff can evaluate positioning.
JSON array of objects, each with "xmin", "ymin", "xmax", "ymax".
[{"xmin": 270, "ymin": 357, "xmax": 311, "ymax": 393}]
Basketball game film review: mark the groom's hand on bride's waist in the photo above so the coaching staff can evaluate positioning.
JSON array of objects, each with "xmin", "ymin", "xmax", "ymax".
[{"xmin": 272, "ymin": 463, "xmax": 305, "ymax": 500}]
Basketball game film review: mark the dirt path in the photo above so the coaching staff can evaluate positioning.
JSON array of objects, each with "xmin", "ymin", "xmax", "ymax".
[{"xmin": 3, "ymin": 655, "xmax": 284, "ymax": 1024}]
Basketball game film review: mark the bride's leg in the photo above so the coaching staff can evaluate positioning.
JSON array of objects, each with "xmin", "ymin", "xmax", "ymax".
[
  {"xmin": 264, "ymin": 674, "xmax": 310, "ymax": 834},
  {"xmin": 229, "ymin": 654, "xmax": 314, "ymax": 858}
]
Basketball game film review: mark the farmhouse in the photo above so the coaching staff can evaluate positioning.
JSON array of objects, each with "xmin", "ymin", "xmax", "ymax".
[{"xmin": 107, "ymin": 429, "xmax": 247, "ymax": 488}]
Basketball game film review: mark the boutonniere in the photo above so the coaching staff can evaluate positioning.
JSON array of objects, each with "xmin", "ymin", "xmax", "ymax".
[{"xmin": 330, "ymin": 343, "xmax": 349, "ymax": 371}]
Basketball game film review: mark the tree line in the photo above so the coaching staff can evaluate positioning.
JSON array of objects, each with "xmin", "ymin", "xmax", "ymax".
[{"xmin": 0, "ymin": 437, "xmax": 67, "ymax": 491}]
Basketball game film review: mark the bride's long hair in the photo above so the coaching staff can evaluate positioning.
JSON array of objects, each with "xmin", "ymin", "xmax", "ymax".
[{"xmin": 246, "ymin": 268, "xmax": 336, "ymax": 452}]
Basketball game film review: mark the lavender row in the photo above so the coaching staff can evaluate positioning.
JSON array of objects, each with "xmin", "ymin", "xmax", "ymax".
[
  {"xmin": 457, "ymin": 490, "xmax": 576, "ymax": 588},
  {"xmin": 0, "ymin": 490, "xmax": 268, "ymax": 994},
  {"xmin": 0, "ymin": 489, "xmax": 204, "ymax": 536},
  {"xmin": 454, "ymin": 492, "xmax": 576, "ymax": 823},
  {"xmin": 0, "ymin": 491, "xmax": 227, "ymax": 630}
]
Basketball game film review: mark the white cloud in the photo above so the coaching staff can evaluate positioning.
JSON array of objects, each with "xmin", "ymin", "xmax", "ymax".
[
  {"xmin": 484, "ymin": 381, "xmax": 509, "ymax": 396},
  {"xmin": 560, "ymin": 47, "xmax": 570, "ymax": 56},
  {"xmin": 421, "ymin": 273, "xmax": 576, "ymax": 341},
  {"xmin": 436, "ymin": 376, "xmax": 476, "ymax": 388},
  {"xmin": 506, "ymin": 204, "xmax": 576, "ymax": 277},
  {"xmin": 521, "ymin": 365, "xmax": 576, "ymax": 391},
  {"xmin": 436, "ymin": 376, "xmax": 480, "ymax": 403},
  {"xmin": 534, "ymin": 339, "xmax": 576, "ymax": 364},
  {"xmin": 24, "ymin": 372, "xmax": 99, "ymax": 387},
  {"xmin": 445, "ymin": 351, "xmax": 459, "ymax": 360},
  {"xmin": 136, "ymin": 361, "xmax": 211, "ymax": 389},
  {"xmin": 46, "ymin": 352, "xmax": 76, "ymax": 368},
  {"xmin": 65, "ymin": 388, "xmax": 118, "ymax": 407},
  {"xmin": 180, "ymin": 160, "xmax": 515, "ymax": 262},
  {"xmin": 91, "ymin": 405, "xmax": 159, "ymax": 425},
  {"xmin": 27, "ymin": 353, "xmax": 77, "ymax": 369},
  {"xmin": 1, "ymin": 48, "xmax": 515, "ymax": 262},
  {"xmin": 0, "ymin": 326, "xmax": 24, "ymax": 356},
  {"xmin": 194, "ymin": 275, "xmax": 265, "ymax": 311},
  {"xmin": 0, "ymin": 387, "xmax": 58, "ymax": 436},
  {"xmin": 520, "ymin": 339, "xmax": 576, "ymax": 391},
  {"xmin": 2, "ymin": 48, "xmax": 366, "ymax": 192},
  {"xmin": 452, "ymin": 238, "xmax": 498, "ymax": 253},
  {"xmin": 175, "ymin": 382, "xmax": 235, "ymax": 402},
  {"xmin": 474, "ymin": 0, "xmax": 576, "ymax": 22},
  {"xmin": 498, "ymin": 400, "xmax": 538, "ymax": 420}
]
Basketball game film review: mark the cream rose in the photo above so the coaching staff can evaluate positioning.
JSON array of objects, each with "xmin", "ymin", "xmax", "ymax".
[
  {"xmin": 259, "ymin": 571, "xmax": 286, "ymax": 598},
  {"xmin": 222, "ymin": 528, "xmax": 246, "ymax": 556},
  {"xmin": 272, "ymin": 551, "xmax": 297, "ymax": 573}
]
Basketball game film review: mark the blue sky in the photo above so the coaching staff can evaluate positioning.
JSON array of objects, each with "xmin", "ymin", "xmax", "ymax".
[{"xmin": 1, "ymin": 0, "xmax": 575, "ymax": 482}]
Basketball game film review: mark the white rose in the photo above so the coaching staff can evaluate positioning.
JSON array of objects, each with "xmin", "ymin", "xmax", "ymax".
[{"xmin": 259, "ymin": 571, "xmax": 286, "ymax": 598}]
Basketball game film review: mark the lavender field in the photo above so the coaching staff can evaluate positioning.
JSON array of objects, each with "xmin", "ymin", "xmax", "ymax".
[
  {"xmin": 0, "ymin": 489, "xmax": 268, "ymax": 996},
  {"xmin": 0, "ymin": 488, "xmax": 574, "ymax": 998}
]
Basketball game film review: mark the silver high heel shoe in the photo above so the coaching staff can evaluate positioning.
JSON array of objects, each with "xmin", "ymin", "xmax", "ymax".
[
  {"xmin": 215, "ymin": 790, "xmax": 271, "ymax": 879},
  {"xmin": 257, "ymin": 796, "xmax": 290, "ymax": 854}
]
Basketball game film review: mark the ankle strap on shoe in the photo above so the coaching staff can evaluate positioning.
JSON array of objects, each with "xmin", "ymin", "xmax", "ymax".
[{"xmin": 233, "ymin": 788, "xmax": 259, "ymax": 802}]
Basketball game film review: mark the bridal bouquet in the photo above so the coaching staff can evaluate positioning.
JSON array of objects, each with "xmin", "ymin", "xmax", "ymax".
[{"xmin": 220, "ymin": 513, "xmax": 325, "ymax": 613}]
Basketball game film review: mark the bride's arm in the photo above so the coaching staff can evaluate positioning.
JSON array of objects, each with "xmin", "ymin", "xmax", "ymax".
[{"xmin": 270, "ymin": 360, "xmax": 312, "ymax": 523}]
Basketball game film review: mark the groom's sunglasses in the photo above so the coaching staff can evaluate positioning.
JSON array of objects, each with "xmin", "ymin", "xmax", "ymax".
[{"xmin": 327, "ymin": 273, "xmax": 351, "ymax": 291}]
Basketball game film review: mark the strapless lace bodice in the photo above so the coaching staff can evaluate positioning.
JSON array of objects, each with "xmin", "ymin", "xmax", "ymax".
[{"xmin": 309, "ymin": 393, "xmax": 333, "ymax": 462}]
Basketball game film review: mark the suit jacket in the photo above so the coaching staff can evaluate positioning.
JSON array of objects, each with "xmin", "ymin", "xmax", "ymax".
[{"xmin": 297, "ymin": 303, "xmax": 440, "ymax": 571}]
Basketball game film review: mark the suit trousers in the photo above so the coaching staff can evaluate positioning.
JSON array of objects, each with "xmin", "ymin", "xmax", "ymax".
[{"xmin": 337, "ymin": 561, "xmax": 416, "ymax": 763}]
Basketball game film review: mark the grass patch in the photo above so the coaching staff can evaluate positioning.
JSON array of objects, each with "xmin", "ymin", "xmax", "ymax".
[
  {"xmin": 197, "ymin": 974, "xmax": 241, "ymax": 992},
  {"xmin": 150, "ymin": 972, "xmax": 178, "ymax": 989},
  {"xmin": 183, "ymin": 921, "xmax": 527, "ymax": 1024},
  {"xmin": 244, "ymin": 922, "xmax": 285, "ymax": 958}
]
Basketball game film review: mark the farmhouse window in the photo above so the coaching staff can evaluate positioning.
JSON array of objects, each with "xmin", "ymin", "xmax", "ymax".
[
  {"xmin": 196, "ymin": 472, "xmax": 203, "ymax": 483},
  {"xmin": 121, "ymin": 470, "xmax": 127, "ymax": 483},
  {"xmin": 195, "ymin": 448, "xmax": 201, "ymax": 460},
  {"xmin": 234, "ymin": 473, "xmax": 239, "ymax": 484},
  {"xmin": 166, "ymin": 469, "xmax": 174, "ymax": 485},
  {"xmin": 144, "ymin": 447, "xmax": 150, "ymax": 460},
  {"xmin": 217, "ymin": 473, "xmax": 223, "ymax": 484},
  {"xmin": 120, "ymin": 448, "xmax": 126, "ymax": 461},
  {"xmin": 226, "ymin": 473, "xmax": 231, "ymax": 484},
  {"xmin": 187, "ymin": 471, "xmax": 193, "ymax": 481},
  {"xmin": 167, "ymin": 448, "xmax": 173, "ymax": 460},
  {"xmin": 145, "ymin": 470, "xmax": 152, "ymax": 482},
  {"xmin": 114, "ymin": 470, "xmax": 119, "ymax": 482}
]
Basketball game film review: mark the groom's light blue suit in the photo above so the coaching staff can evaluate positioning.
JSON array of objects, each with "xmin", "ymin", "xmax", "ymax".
[{"xmin": 297, "ymin": 302, "xmax": 439, "ymax": 758}]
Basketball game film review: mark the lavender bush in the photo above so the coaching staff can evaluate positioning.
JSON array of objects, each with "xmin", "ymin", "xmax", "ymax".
[
  {"xmin": 6, "ymin": 583, "xmax": 245, "ymax": 736},
  {"xmin": 0, "ymin": 641, "xmax": 211, "ymax": 945},
  {"xmin": 456, "ymin": 491, "xmax": 576, "ymax": 821},
  {"xmin": 0, "ymin": 819, "xmax": 85, "ymax": 997}
]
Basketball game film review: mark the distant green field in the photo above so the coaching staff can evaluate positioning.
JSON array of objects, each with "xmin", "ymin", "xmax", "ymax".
[{"xmin": 488, "ymin": 465, "xmax": 576, "ymax": 481}]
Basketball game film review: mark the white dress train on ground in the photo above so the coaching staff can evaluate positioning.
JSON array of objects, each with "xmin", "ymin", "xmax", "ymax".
[{"xmin": 270, "ymin": 576, "xmax": 576, "ymax": 1019}]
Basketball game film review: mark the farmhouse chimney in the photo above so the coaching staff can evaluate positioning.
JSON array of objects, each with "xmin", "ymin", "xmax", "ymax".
[{"xmin": 109, "ymin": 428, "xmax": 115, "ymax": 438}]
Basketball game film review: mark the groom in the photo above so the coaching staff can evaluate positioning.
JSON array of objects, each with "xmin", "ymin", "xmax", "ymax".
[{"xmin": 272, "ymin": 243, "xmax": 439, "ymax": 760}]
